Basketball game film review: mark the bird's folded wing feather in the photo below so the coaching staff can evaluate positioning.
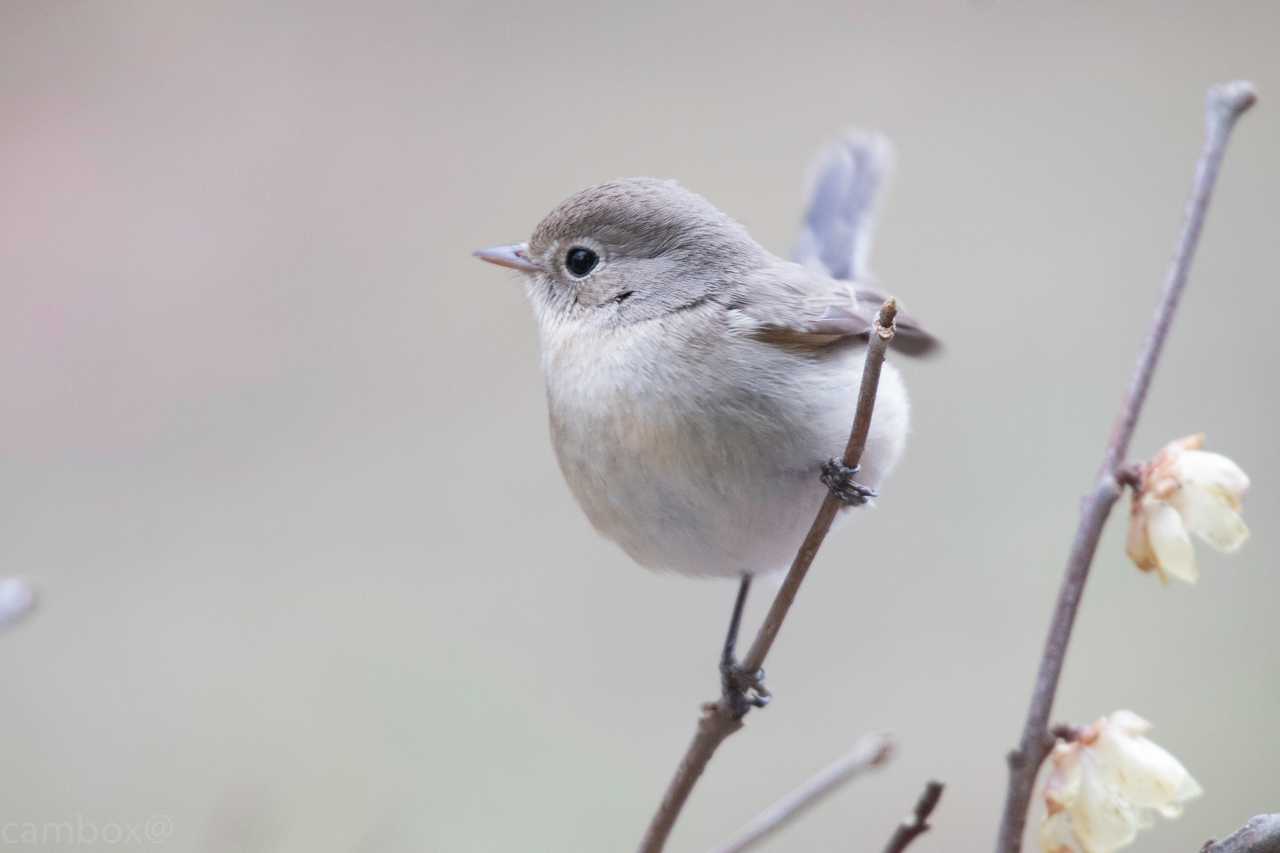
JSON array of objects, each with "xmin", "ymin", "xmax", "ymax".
[
  {"xmin": 770, "ymin": 131, "xmax": 937, "ymax": 355},
  {"xmin": 727, "ymin": 265, "xmax": 939, "ymax": 356}
]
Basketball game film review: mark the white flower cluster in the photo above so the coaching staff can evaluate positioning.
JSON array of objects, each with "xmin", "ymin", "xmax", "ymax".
[
  {"xmin": 1040, "ymin": 711, "xmax": 1201, "ymax": 853},
  {"xmin": 1125, "ymin": 434, "xmax": 1250, "ymax": 583},
  {"xmin": 1036, "ymin": 435, "xmax": 1253, "ymax": 849}
]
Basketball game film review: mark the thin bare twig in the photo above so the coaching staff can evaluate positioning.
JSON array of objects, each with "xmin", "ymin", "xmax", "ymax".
[
  {"xmin": 742, "ymin": 300, "xmax": 897, "ymax": 674},
  {"xmin": 883, "ymin": 780, "xmax": 945, "ymax": 853},
  {"xmin": 637, "ymin": 301, "xmax": 899, "ymax": 853},
  {"xmin": 993, "ymin": 80, "xmax": 1257, "ymax": 853},
  {"xmin": 1201, "ymin": 815, "xmax": 1280, "ymax": 853},
  {"xmin": 710, "ymin": 734, "xmax": 894, "ymax": 853}
]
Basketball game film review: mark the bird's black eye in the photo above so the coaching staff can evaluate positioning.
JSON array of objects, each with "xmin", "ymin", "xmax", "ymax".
[{"xmin": 564, "ymin": 246, "xmax": 599, "ymax": 278}]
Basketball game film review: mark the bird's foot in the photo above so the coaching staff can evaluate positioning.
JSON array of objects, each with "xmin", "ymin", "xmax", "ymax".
[
  {"xmin": 821, "ymin": 458, "xmax": 877, "ymax": 506},
  {"xmin": 720, "ymin": 659, "xmax": 770, "ymax": 718}
]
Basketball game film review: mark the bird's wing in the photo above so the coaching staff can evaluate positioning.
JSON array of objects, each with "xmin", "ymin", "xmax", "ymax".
[
  {"xmin": 775, "ymin": 131, "xmax": 937, "ymax": 355},
  {"xmin": 727, "ymin": 265, "xmax": 939, "ymax": 356},
  {"xmin": 792, "ymin": 131, "xmax": 892, "ymax": 282}
]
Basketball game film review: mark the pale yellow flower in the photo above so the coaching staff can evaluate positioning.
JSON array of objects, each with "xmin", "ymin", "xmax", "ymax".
[
  {"xmin": 1040, "ymin": 711, "xmax": 1201, "ymax": 853},
  {"xmin": 1125, "ymin": 434, "xmax": 1250, "ymax": 583}
]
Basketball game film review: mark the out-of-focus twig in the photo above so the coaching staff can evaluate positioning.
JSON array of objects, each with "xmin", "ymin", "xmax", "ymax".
[
  {"xmin": 0, "ymin": 578, "xmax": 35, "ymax": 631},
  {"xmin": 993, "ymin": 80, "xmax": 1258, "ymax": 853},
  {"xmin": 710, "ymin": 734, "xmax": 894, "ymax": 853},
  {"xmin": 883, "ymin": 780, "xmax": 945, "ymax": 853},
  {"xmin": 637, "ymin": 301, "xmax": 898, "ymax": 853}
]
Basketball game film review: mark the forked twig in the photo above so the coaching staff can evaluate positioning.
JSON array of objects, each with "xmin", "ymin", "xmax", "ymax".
[{"xmin": 637, "ymin": 301, "xmax": 899, "ymax": 853}]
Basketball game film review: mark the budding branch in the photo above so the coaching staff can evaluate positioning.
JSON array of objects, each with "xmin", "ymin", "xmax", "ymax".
[{"xmin": 993, "ymin": 81, "xmax": 1258, "ymax": 853}]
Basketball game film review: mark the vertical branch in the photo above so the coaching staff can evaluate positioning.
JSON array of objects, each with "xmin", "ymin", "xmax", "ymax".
[
  {"xmin": 637, "ymin": 302, "xmax": 898, "ymax": 853},
  {"xmin": 993, "ymin": 81, "xmax": 1257, "ymax": 853},
  {"xmin": 1103, "ymin": 81, "xmax": 1258, "ymax": 472}
]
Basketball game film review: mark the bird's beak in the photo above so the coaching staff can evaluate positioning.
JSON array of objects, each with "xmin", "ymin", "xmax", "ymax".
[{"xmin": 473, "ymin": 242, "xmax": 541, "ymax": 274}]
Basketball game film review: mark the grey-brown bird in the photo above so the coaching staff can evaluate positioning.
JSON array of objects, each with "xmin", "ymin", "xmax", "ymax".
[{"xmin": 475, "ymin": 134, "xmax": 936, "ymax": 710}]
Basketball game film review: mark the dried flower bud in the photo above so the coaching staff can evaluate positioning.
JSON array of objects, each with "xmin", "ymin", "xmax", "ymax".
[
  {"xmin": 1040, "ymin": 710, "xmax": 1201, "ymax": 853},
  {"xmin": 1125, "ymin": 434, "xmax": 1250, "ymax": 583}
]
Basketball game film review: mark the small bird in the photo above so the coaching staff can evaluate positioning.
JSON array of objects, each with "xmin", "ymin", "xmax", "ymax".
[{"xmin": 475, "ymin": 134, "xmax": 936, "ymax": 710}]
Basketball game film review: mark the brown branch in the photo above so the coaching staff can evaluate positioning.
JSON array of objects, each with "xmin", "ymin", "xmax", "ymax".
[
  {"xmin": 741, "ymin": 300, "xmax": 897, "ymax": 674},
  {"xmin": 710, "ymin": 734, "xmax": 894, "ymax": 853},
  {"xmin": 993, "ymin": 80, "xmax": 1258, "ymax": 853},
  {"xmin": 636, "ymin": 300, "xmax": 899, "ymax": 853},
  {"xmin": 1202, "ymin": 815, "xmax": 1280, "ymax": 853},
  {"xmin": 883, "ymin": 780, "xmax": 945, "ymax": 853}
]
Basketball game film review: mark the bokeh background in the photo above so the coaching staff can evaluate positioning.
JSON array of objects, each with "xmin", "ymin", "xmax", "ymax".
[{"xmin": 1, "ymin": 2, "xmax": 1277, "ymax": 851}]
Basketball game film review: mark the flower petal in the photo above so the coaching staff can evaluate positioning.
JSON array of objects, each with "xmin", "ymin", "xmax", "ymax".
[
  {"xmin": 1106, "ymin": 710, "xmax": 1152, "ymax": 738},
  {"xmin": 1176, "ymin": 450, "xmax": 1250, "ymax": 497},
  {"xmin": 1045, "ymin": 742, "xmax": 1084, "ymax": 809},
  {"xmin": 1040, "ymin": 810, "xmax": 1083, "ymax": 853},
  {"xmin": 1125, "ymin": 500, "xmax": 1159, "ymax": 573},
  {"xmin": 1069, "ymin": 754, "xmax": 1140, "ymax": 852},
  {"xmin": 1091, "ymin": 726, "xmax": 1202, "ymax": 815},
  {"xmin": 1146, "ymin": 502, "xmax": 1198, "ymax": 583},
  {"xmin": 1172, "ymin": 483, "xmax": 1250, "ymax": 554},
  {"xmin": 1168, "ymin": 434, "xmax": 1205, "ymax": 453}
]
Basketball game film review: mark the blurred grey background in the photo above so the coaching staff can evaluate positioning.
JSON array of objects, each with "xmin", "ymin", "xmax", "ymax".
[{"xmin": 1, "ymin": 1, "xmax": 1276, "ymax": 851}]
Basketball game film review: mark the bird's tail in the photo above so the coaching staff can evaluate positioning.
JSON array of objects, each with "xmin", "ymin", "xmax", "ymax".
[
  {"xmin": 791, "ymin": 131, "xmax": 893, "ymax": 282},
  {"xmin": 794, "ymin": 131, "xmax": 940, "ymax": 357}
]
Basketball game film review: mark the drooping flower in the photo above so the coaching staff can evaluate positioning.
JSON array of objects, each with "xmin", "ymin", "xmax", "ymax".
[
  {"xmin": 1040, "ymin": 711, "xmax": 1202, "ymax": 853},
  {"xmin": 1125, "ymin": 434, "xmax": 1250, "ymax": 583}
]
